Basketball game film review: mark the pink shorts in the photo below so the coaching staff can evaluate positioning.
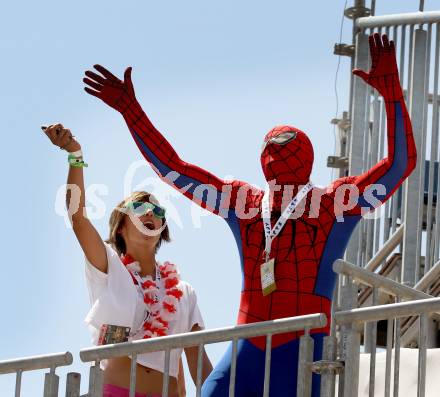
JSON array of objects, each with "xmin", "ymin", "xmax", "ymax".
[{"xmin": 103, "ymin": 383, "xmax": 177, "ymax": 397}]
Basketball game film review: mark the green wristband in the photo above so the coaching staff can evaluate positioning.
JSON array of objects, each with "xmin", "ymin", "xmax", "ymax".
[{"xmin": 68, "ymin": 154, "xmax": 88, "ymax": 168}]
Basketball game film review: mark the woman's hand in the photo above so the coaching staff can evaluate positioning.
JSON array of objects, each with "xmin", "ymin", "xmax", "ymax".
[{"xmin": 42, "ymin": 123, "xmax": 81, "ymax": 152}]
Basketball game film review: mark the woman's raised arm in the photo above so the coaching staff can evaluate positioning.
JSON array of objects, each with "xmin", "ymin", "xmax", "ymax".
[{"xmin": 42, "ymin": 123, "xmax": 107, "ymax": 272}]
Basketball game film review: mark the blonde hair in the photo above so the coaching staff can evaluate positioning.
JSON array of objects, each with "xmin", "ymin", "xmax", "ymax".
[{"xmin": 106, "ymin": 191, "xmax": 170, "ymax": 255}]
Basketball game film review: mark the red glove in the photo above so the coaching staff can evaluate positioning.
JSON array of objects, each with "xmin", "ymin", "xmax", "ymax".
[
  {"xmin": 83, "ymin": 65, "xmax": 137, "ymax": 114},
  {"xmin": 353, "ymin": 33, "xmax": 403, "ymax": 101}
]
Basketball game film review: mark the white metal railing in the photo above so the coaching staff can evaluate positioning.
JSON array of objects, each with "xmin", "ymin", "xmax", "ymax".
[
  {"xmin": 0, "ymin": 351, "xmax": 74, "ymax": 397},
  {"xmin": 334, "ymin": 298, "xmax": 440, "ymax": 397},
  {"xmin": 332, "ymin": 259, "xmax": 440, "ymax": 397},
  {"xmin": 344, "ymin": 10, "xmax": 440, "ymax": 288},
  {"xmin": 79, "ymin": 314, "xmax": 327, "ymax": 397},
  {"xmin": 335, "ymin": 10, "xmax": 440, "ymax": 394}
]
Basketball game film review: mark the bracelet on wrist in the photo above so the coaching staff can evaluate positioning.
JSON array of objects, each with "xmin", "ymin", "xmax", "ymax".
[
  {"xmin": 68, "ymin": 154, "xmax": 88, "ymax": 168},
  {"xmin": 69, "ymin": 149, "xmax": 83, "ymax": 158}
]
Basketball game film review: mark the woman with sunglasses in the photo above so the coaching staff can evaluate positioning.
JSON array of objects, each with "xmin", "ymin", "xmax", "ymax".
[{"xmin": 42, "ymin": 123, "xmax": 212, "ymax": 397}]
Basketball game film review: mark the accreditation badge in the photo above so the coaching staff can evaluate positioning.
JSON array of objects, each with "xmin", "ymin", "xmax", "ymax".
[
  {"xmin": 261, "ymin": 258, "xmax": 277, "ymax": 296},
  {"xmin": 98, "ymin": 324, "xmax": 131, "ymax": 345}
]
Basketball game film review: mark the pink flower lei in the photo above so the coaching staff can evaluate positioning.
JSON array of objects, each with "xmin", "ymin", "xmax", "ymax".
[{"xmin": 120, "ymin": 254, "xmax": 183, "ymax": 339}]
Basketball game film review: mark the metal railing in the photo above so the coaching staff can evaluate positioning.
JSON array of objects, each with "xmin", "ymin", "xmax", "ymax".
[
  {"xmin": 79, "ymin": 314, "xmax": 327, "ymax": 397},
  {"xmin": 335, "ymin": 298, "xmax": 440, "ymax": 397},
  {"xmin": 0, "ymin": 351, "xmax": 74, "ymax": 397},
  {"xmin": 343, "ymin": 9, "xmax": 440, "ymax": 288},
  {"xmin": 332, "ymin": 259, "xmax": 440, "ymax": 397},
  {"xmin": 333, "ymin": 9, "xmax": 440, "ymax": 394}
]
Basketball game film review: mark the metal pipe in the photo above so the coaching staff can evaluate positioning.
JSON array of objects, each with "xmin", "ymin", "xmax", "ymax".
[
  {"xmin": 14, "ymin": 369, "xmax": 22, "ymax": 397},
  {"xmin": 414, "ymin": 259, "xmax": 440, "ymax": 291},
  {"xmin": 88, "ymin": 362, "xmax": 103, "ymax": 397},
  {"xmin": 43, "ymin": 369, "xmax": 59, "ymax": 397},
  {"xmin": 65, "ymin": 372, "xmax": 81, "ymax": 397},
  {"xmin": 368, "ymin": 288, "xmax": 378, "ymax": 397},
  {"xmin": 335, "ymin": 297, "xmax": 440, "ymax": 324},
  {"xmin": 384, "ymin": 319, "xmax": 393, "ymax": 397},
  {"xmin": 196, "ymin": 344, "xmax": 204, "ymax": 397},
  {"xmin": 129, "ymin": 353, "xmax": 137, "ymax": 397},
  {"xmin": 418, "ymin": 314, "xmax": 428, "ymax": 397},
  {"xmin": 320, "ymin": 336, "xmax": 337, "ymax": 397},
  {"xmin": 263, "ymin": 334, "xmax": 272, "ymax": 397},
  {"xmin": 162, "ymin": 349, "xmax": 170, "ymax": 397},
  {"xmin": 297, "ymin": 333, "xmax": 314, "ymax": 397},
  {"xmin": 80, "ymin": 314, "xmax": 326, "ymax": 362},
  {"xmin": 346, "ymin": 32, "xmax": 370, "ymax": 265},
  {"xmin": 333, "ymin": 260, "xmax": 436, "ymax": 304},
  {"xmin": 357, "ymin": 11, "xmax": 440, "ymax": 28},
  {"xmin": 343, "ymin": 324, "xmax": 361, "ymax": 397},
  {"xmin": 435, "ymin": 26, "xmax": 440, "ymax": 263},
  {"xmin": 403, "ymin": 27, "xmax": 428, "ymax": 287},
  {"xmin": 0, "ymin": 352, "xmax": 73, "ymax": 375},
  {"xmin": 393, "ymin": 300, "xmax": 401, "ymax": 397},
  {"xmin": 426, "ymin": 24, "xmax": 439, "ymax": 272},
  {"xmin": 364, "ymin": 224, "xmax": 404, "ymax": 272},
  {"xmin": 229, "ymin": 338, "xmax": 238, "ymax": 397}
]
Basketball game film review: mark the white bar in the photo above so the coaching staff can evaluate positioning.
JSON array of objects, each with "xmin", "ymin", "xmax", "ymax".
[
  {"xmin": 418, "ymin": 314, "xmax": 428, "ymax": 397},
  {"xmin": 80, "ymin": 314, "xmax": 326, "ymax": 362},
  {"xmin": 129, "ymin": 353, "xmax": 137, "ymax": 397},
  {"xmin": 393, "ymin": 303, "xmax": 401, "ymax": 397},
  {"xmin": 384, "ymin": 319, "xmax": 393, "ymax": 397},
  {"xmin": 14, "ymin": 370, "xmax": 22, "ymax": 397},
  {"xmin": 335, "ymin": 297, "xmax": 440, "ymax": 324},
  {"xmin": 297, "ymin": 333, "xmax": 314, "ymax": 397},
  {"xmin": 343, "ymin": 325, "xmax": 360, "ymax": 397},
  {"xmin": 357, "ymin": 11, "xmax": 440, "ymax": 29},
  {"xmin": 0, "ymin": 352, "xmax": 73, "ymax": 375},
  {"xmin": 196, "ymin": 344, "xmax": 204, "ymax": 397},
  {"xmin": 88, "ymin": 362, "xmax": 103, "ymax": 397},
  {"xmin": 162, "ymin": 349, "xmax": 170, "ymax": 397},
  {"xmin": 43, "ymin": 369, "xmax": 59, "ymax": 397},
  {"xmin": 262, "ymin": 334, "xmax": 272, "ymax": 397},
  {"xmin": 425, "ymin": 24, "xmax": 437, "ymax": 272},
  {"xmin": 432, "ymin": 24, "xmax": 440, "ymax": 263},
  {"xmin": 334, "ymin": 260, "xmax": 435, "ymax": 303},
  {"xmin": 365, "ymin": 225, "xmax": 404, "ymax": 272},
  {"xmin": 368, "ymin": 288, "xmax": 378, "ymax": 397},
  {"xmin": 228, "ymin": 338, "xmax": 238, "ymax": 397},
  {"xmin": 319, "ymin": 336, "xmax": 337, "ymax": 397},
  {"xmin": 65, "ymin": 372, "xmax": 81, "ymax": 397},
  {"xmin": 346, "ymin": 32, "xmax": 370, "ymax": 265},
  {"xmin": 403, "ymin": 27, "xmax": 428, "ymax": 286},
  {"xmin": 415, "ymin": 259, "xmax": 440, "ymax": 291}
]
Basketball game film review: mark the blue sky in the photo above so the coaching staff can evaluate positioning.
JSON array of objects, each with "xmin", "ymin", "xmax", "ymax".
[{"xmin": 0, "ymin": 0, "xmax": 434, "ymax": 395}]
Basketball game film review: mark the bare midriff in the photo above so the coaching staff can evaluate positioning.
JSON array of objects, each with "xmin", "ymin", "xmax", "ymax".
[{"xmin": 103, "ymin": 357, "xmax": 178, "ymax": 395}]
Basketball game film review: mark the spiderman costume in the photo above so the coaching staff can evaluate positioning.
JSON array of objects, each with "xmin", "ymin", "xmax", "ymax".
[{"xmin": 84, "ymin": 34, "xmax": 416, "ymax": 396}]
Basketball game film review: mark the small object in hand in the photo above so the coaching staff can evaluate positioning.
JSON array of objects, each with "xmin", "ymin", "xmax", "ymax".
[
  {"xmin": 98, "ymin": 324, "xmax": 131, "ymax": 345},
  {"xmin": 41, "ymin": 125, "xmax": 62, "ymax": 135}
]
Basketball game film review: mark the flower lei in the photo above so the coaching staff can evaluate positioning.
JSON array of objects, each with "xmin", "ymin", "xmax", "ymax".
[{"xmin": 120, "ymin": 254, "xmax": 183, "ymax": 339}]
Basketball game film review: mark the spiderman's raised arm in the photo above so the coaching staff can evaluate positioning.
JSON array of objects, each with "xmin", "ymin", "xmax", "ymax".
[
  {"xmin": 331, "ymin": 34, "xmax": 417, "ymax": 217},
  {"xmin": 83, "ymin": 65, "xmax": 244, "ymax": 217}
]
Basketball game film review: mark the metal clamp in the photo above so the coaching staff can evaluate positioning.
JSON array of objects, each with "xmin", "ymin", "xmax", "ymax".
[{"xmin": 311, "ymin": 359, "xmax": 345, "ymax": 375}]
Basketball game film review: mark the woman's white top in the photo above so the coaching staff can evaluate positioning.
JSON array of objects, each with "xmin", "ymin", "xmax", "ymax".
[{"xmin": 84, "ymin": 242, "xmax": 204, "ymax": 378}]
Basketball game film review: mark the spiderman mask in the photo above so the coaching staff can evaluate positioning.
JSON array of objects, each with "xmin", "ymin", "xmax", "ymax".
[{"xmin": 260, "ymin": 125, "xmax": 314, "ymax": 200}]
